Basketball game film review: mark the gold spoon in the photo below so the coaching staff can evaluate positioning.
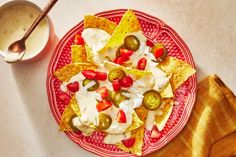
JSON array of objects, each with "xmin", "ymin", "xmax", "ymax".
[{"xmin": 6, "ymin": 0, "xmax": 58, "ymax": 63}]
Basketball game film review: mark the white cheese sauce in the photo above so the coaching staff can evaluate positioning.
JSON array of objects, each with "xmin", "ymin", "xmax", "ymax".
[
  {"xmin": 82, "ymin": 28, "xmax": 111, "ymax": 52},
  {"xmin": 75, "ymin": 88, "xmax": 99, "ymax": 126},
  {"xmin": 72, "ymin": 117, "xmax": 95, "ymax": 136},
  {"xmin": 82, "ymin": 28, "xmax": 111, "ymax": 64},
  {"xmin": 145, "ymin": 111, "xmax": 156, "ymax": 131}
]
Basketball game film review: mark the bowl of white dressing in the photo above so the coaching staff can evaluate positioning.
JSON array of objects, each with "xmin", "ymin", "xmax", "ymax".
[{"xmin": 0, "ymin": 0, "xmax": 54, "ymax": 62}]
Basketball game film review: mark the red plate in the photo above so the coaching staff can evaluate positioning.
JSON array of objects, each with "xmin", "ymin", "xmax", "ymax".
[{"xmin": 47, "ymin": 9, "xmax": 197, "ymax": 156}]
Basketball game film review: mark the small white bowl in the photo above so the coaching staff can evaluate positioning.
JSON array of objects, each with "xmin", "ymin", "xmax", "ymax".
[{"xmin": 0, "ymin": 0, "xmax": 54, "ymax": 62}]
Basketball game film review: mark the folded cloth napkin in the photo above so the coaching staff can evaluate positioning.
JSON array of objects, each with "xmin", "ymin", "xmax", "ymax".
[{"xmin": 147, "ymin": 75, "xmax": 236, "ymax": 157}]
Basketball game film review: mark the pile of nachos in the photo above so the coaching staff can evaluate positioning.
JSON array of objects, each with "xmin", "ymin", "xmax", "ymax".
[{"xmin": 54, "ymin": 9, "xmax": 196, "ymax": 156}]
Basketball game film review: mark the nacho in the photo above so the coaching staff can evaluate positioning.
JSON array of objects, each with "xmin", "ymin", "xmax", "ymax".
[
  {"xmin": 116, "ymin": 105, "xmax": 148, "ymax": 156},
  {"xmin": 54, "ymin": 63, "xmax": 97, "ymax": 82},
  {"xmin": 99, "ymin": 9, "xmax": 142, "ymax": 54},
  {"xmin": 126, "ymin": 111, "xmax": 144, "ymax": 132},
  {"xmin": 85, "ymin": 44, "xmax": 95, "ymax": 63},
  {"xmin": 155, "ymin": 98, "xmax": 174, "ymax": 131},
  {"xmin": 84, "ymin": 15, "xmax": 117, "ymax": 35},
  {"xmin": 70, "ymin": 96, "xmax": 81, "ymax": 117},
  {"xmin": 158, "ymin": 57, "xmax": 196, "ymax": 91},
  {"xmin": 71, "ymin": 45, "xmax": 87, "ymax": 63},
  {"xmin": 59, "ymin": 96, "xmax": 77, "ymax": 131},
  {"xmin": 160, "ymin": 83, "xmax": 174, "ymax": 98}
]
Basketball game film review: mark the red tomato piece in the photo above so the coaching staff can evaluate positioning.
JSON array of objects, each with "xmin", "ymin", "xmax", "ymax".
[
  {"xmin": 74, "ymin": 34, "xmax": 85, "ymax": 45},
  {"xmin": 96, "ymin": 86, "xmax": 108, "ymax": 98},
  {"xmin": 66, "ymin": 82, "xmax": 79, "ymax": 93},
  {"xmin": 154, "ymin": 48, "xmax": 164, "ymax": 58},
  {"xmin": 117, "ymin": 109, "xmax": 126, "ymax": 123},
  {"xmin": 119, "ymin": 76, "xmax": 133, "ymax": 88},
  {"xmin": 121, "ymin": 138, "xmax": 135, "ymax": 148},
  {"xmin": 146, "ymin": 40, "xmax": 154, "ymax": 47},
  {"xmin": 112, "ymin": 79, "xmax": 121, "ymax": 91},
  {"xmin": 58, "ymin": 93, "xmax": 70, "ymax": 105},
  {"xmin": 150, "ymin": 125, "xmax": 161, "ymax": 139},
  {"xmin": 82, "ymin": 70, "xmax": 96, "ymax": 79},
  {"xmin": 96, "ymin": 100, "xmax": 112, "ymax": 112},
  {"xmin": 95, "ymin": 72, "xmax": 107, "ymax": 81},
  {"xmin": 114, "ymin": 56, "xmax": 125, "ymax": 65},
  {"xmin": 120, "ymin": 49, "xmax": 133, "ymax": 58},
  {"xmin": 137, "ymin": 57, "xmax": 147, "ymax": 70}
]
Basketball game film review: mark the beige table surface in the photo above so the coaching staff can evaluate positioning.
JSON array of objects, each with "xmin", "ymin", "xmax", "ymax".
[{"xmin": 0, "ymin": 0, "xmax": 235, "ymax": 157}]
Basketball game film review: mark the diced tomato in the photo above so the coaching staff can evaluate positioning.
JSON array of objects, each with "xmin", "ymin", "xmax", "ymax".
[
  {"xmin": 154, "ymin": 48, "xmax": 164, "ymax": 58},
  {"xmin": 95, "ymin": 72, "xmax": 107, "ymax": 81},
  {"xmin": 74, "ymin": 34, "xmax": 84, "ymax": 45},
  {"xmin": 114, "ymin": 56, "xmax": 125, "ymax": 65},
  {"xmin": 58, "ymin": 93, "xmax": 70, "ymax": 105},
  {"xmin": 96, "ymin": 86, "xmax": 108, "ymax": 98},
  {"xmin": 120, "ymin": 49, "xmax": 133, "ymax": 58},
  {"xmin": 137, "ymin": 57, "xmax": 147, "ymax": 70},
  {"xmin": 66, "ymin": 82, "xmax": 79, "ymax": 93},
  {"xmin": 121, "ymin": 138, "xmax": 135, "ymax": 148},
  {"xmin": 146, "ymin": 40, "xmax": 154, "ymax": 47},
  {"xmin": 120, "ymin": 76, "xmax": 133, "ymax": 88},
  {"xmin": 112, "ymin": 79, "xmax": 121, "ymax": 91},
  {"xmin": 82, "ymin": 70, "xmax": 96, "ymax": 79},
  {"xmin": 150, "ymin": 125, "xmax": 161, "ymax": 139},
  {"xmin": 122, "ymin": 56, "xmax": 130, "ymax": 62},
  {"xmin": 96, "ymin": 100, "xmax": 112, "ymax": 112},
  {"xmin": 117, "ymin": 109, "xmax": 126, "ymax": 123}
]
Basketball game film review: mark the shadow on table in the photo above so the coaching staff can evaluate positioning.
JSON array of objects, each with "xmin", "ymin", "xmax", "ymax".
[{"xmin": 9, "ymin": 35, "xmax": 79, "ymax": 155}]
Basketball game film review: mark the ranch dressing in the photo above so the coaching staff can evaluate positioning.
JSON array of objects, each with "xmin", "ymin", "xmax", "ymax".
[
  {"xmin": 82, "ymin": 28, "xmax": 111, "ymax": 52},
  {"xmin": 74, "ymin": 74, "xmax": 99, "ymax": 126},
  {"xmin": 82, "ymin": 28, "xmax": 111, "ymax": 64},
  {"xmin": 0, "ymin": 4, "xmax": 49, "ymax": 60}
]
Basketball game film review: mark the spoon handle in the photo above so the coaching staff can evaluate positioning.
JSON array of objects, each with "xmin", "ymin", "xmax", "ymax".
[{"xmin": 23, "ymin": 0, "xmax": 58, "ymax": 40}]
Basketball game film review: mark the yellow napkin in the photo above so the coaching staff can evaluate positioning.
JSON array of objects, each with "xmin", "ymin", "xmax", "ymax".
[{"xmin": 147, "ymin": 75, "xmax": 236, "ymax": 157}]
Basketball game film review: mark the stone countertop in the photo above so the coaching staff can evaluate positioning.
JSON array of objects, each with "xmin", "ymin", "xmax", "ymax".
[{"xmin": 0, "ymin": 0, "xmax": 235, "ymax": 157}]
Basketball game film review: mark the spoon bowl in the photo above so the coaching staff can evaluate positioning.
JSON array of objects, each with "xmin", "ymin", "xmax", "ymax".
[{"xmin": 8, "ymin": 39, "xmax": 26, "ymax": 53}]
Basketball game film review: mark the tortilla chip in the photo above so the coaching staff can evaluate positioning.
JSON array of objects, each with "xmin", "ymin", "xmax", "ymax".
[
  {"xmin": 154, "ymin": 98, "xmax": 174, "ymax": 131},
  {"xmin": 116, "ymin": 125, "xmax": 145, "ymax": 156},
  {"xmin": 59, "ymin": 96, "xmax": 77, "ymax": 131},
  {"xmin": 160, "ymin": 82, "xmax": 174, "ymax": 98},
  {"xmin": 99, "ymin": 9, "xmax": 142, "ymax": 54},
  {"xmin": 71, "ymin": 45, "xmax": 87, "ymax": 63},
  {"xmin": 134, "ymin": 105, "xmax": 148, "ymax": 122},
  {"xmin": 85, "ymin": 44, "xmax": 95, "ymax": 63},
  {"xmin": 54, "ymin": 63, "xmax": 97, "ymax": 82},
  {"xmin": 126, "ymin": 111, "xmax": 144, "ymax": 132},
  {"xmin": 70, "ymin": 96, "xmax": 81, "ymax": 117},
  {"xmin": 104, "ymin": 61, "xmax": 151, "ymax": 78},
  {"xmin": 84, "ymin": 15, "xmax": 117, "ymax": 35},
  {"xmin": 116, "ymin": 106, "xmax": 148, "ymax": 156},
  {"xmin": 158, "ymin": 57, "xmax": 196, "ymax": 91}
]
